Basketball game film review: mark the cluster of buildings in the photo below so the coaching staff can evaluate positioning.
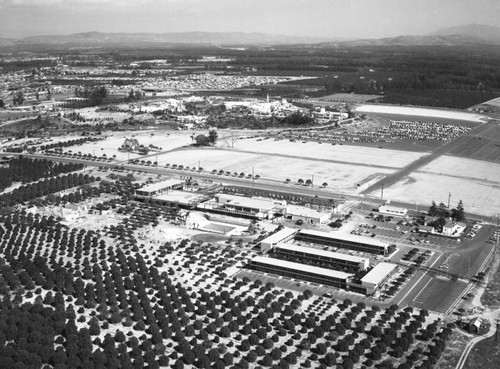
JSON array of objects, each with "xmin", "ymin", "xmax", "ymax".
[
  {"xmin": 253, "ymin": 227, "xmax": 398, "ymax": 295},
  {"xmin": 134, "ymin": 180, "xmax": 334, "ymax": 225}
]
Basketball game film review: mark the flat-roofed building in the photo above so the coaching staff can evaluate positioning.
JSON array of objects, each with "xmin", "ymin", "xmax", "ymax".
[
  {"xmin": 260, "ymin": 227, "xmax": 298, "ymax": 253},
  {"xmin": 249, "ymin": 256, "xmax": 353, "ymax": 288},
  {"xmin": 360, "ymin": 262, "xmax": 398, "ymax": 295},
  {"xmin": 199, "ymin": 193, "xmax": 277, "ymax": 219},
  {"xmin": 379, "ymin": 204, "xmax": 408, "ymax": 217},
  {"xmin": 296, "ymin": 229, "xmax": 391, "ymax": 255},
  {"xmin": 273, "ymin": 243, "xmax": 369, "ymax": 272},
  {"xmin": 285, "ymin": 205, "xmax": 331, "ymax": 224},
  {"xmin": 135, "ymin": 179, "xmax": 184, "ymax": 197}
]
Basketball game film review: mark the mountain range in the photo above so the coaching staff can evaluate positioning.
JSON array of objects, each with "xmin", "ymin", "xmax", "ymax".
[{"xmin": 0, "ymin": 24, "xmax": 499, "ymax": 48}]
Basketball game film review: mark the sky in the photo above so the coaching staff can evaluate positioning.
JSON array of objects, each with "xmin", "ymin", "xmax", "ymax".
[{"xmin": 0, "ymin": 0, "xmax": 499, "ymax": 39}]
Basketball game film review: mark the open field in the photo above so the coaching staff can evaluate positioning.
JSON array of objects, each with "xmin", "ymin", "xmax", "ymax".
[
  {"xmin": 153, "ymin": 147, "xmax": 395, "ymax": 191},
  {"xmin": 371, "ymin": 156, "xmax": 500, "ymax": 216},
  {"xmin": 463, "ymin": 335, "xmax": 500, "ymax": 369},
  {"xmin": 63, "ymin": 130, "xmax": 192, "ymax": 161},
  {"xmin": 355, "ymin": 104, "xmax": 488, "ymax": 122},
  {"xmin": 447, "ymin": 124, "xmax": 500, "ymax": 163},
  {"xmin": 229, "ymin": 137, "xmax": 425, "ymax": 168}
]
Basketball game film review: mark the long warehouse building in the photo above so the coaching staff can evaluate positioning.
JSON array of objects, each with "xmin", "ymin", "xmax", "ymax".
[
  {"xmin": 249, "ymin": 256, "xmax": 353, "ymax": 289},
  {"xmin": 272, "ymin": 243, "xmax": 369, "ymax": 272},
  {"xmin": 296, "ymin": 229, "xmax": 391, "ymax": 255}
]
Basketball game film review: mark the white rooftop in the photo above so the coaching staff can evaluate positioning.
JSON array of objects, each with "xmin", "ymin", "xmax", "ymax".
[
  {"xmin": 261, "ymin": 227, "xmax": 297, "ymax": 245},
  {"xmin": 217, "ymin": 193, "xmax": 276, "ymax": 211},
  {"xmin": 252, "ymin": 256, "xmax": 353, "ymax": 280},
  {"xmin": 360, "ymin": 262, "xmax": 398, "ymax": 286},
  {"xmin": 154, "ymin": 190, "xmax": 207, "ymax": 205},
  {"xmin": 286, "ymin": 205, "xmax": 329, "ymax": 218},
  {"xmin": 299, "ymin": 229, "xmax": 389, "ymax": 248},
  {"xmin": 276, "ymin": 243, "xmax": 368, "ymax": 264},
  {"xmin": 138, "ymin": 179, "xmax": 184, "ymax": 193}
]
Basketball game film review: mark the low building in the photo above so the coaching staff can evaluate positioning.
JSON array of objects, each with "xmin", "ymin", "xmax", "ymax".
[
  {"xmin": 418, "ymin": 225, "xmax": 435, "ymax": 234},
  {"xmin": 260, "ymin": 227, "xmax": 298, "ymax": 253},
  {"xmin": 360, "ymin": 262, "xmax": 398, "ymax": 295},
  {"xmin": 199, "ymin": 193, "xmax": 278, "ymax": 219},
  {"xmin": 273, "ymin": 243, "xmax": 369, "ymax": 272},
  {"xmin": 285, "ymin": 205, "xmax": 331, "ymax": 224},
  {"xmin": 378, "ymin": 204, "xmax": 408, "ymax": 217},
  {"xmin": 296, "ymin": 229, "xmax": 391, "ymax": 255},
  {"xmin": 135, "ymin": 179, "xmax": 185, "ymax": 198},
  {"xmin": 249, "ymin": 256, "xmax": 353, "ymax": 289},
  {"xmin": 442, "ymin": 221, "xmax": 466, "ymax": 237}
]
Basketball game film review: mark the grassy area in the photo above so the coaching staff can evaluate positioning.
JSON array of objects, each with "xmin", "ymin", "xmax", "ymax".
[
  {"xmin": 481, "ymin": 252, "xmax": 500, "ymax": 308},
  {"xmin": 436, "ymin": 329, "xmax": 471, "ymax": 369},
  {"xmin": 463, "ymin": 335, "xmax": 500, "ymax": 369}
]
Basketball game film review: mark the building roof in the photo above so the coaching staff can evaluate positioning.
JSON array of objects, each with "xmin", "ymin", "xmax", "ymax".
[
  {"xmin": 217, "ymin": 194, "xmax": 276, "ymax": 211},
  {"xmin": 153, "ymin": 190, "xmax": 208, "ymax": 205},
  {"xmin": 252, "ymin": 256, "xmax": 353, "ymax": 280},
  {"xmin": 137, "ymin": 179, "xmax": 184, "ymax": 194},
  {"xmin": 379, "ymin": 205, "xmax": 408, "ymax": 214},
  {"xmin": 299, "ymin": 229, "xmax": 389, "ymax": 248},
  {"xmin": 261, "ymin": 227, "xmax": 298, "ymax": 245},
  {"xmin": 276, "ymin": 243, "xmax": 368, "ymax": 264},
  {"xmin": 360, "ymin": 262, "xmax": 398, "ymax": 286},
  {"xmin": 286, "ymin": 205, "xmax": 329, "ymax": 219}
]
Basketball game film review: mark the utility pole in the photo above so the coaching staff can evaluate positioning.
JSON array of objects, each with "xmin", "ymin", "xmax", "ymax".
[
  {"xmin": 448, "ymin": 192, "xmax": 451, "ymax": 208},
  {"xmin": 311, "ymin": 175, "xmax": 314, "ymax": 189},
  {"xmin": 381, "ymin": 183, "xmax": 384, "ymax": 200},
  {"xmin": 252, "ymin": 166, "xmax": 254, "ymax": 188}
]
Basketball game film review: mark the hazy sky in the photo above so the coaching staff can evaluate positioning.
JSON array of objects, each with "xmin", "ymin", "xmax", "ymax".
[{"xmin": 0, "ymin": 0, "xmax": 499, "ymax": 39}]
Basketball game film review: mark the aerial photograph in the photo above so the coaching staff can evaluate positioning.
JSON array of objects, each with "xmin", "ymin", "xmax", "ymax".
[{"xmin": 0, "ymin": 0, "xmax": 500, "ymax": 368}]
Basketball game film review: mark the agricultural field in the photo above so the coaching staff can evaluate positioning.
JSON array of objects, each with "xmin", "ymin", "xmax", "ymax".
[
  {"xmin": 372, "ymin": 156, "xmax": 500, "ymax": 216},
  {"xmin": 0, "ymin": 156, "xmax": 458, "ymax": 369}
]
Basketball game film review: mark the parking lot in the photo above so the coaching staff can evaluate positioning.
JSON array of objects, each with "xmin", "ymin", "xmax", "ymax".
[{"xmin": 412, "ymin": 277, "xmax": 469, "ymax": 314}]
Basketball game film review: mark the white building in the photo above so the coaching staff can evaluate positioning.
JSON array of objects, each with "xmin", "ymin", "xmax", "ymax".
[
  {"xmin": 379, "ymin": 203, "xmax": 408, "ymax": 217},
  {"xmin": 360, "ymin": 262, "xmax": 398, "ymax": 295},
  {"xmin": 284, "ymin": 205, "xmax": 331, "ymax": 224},
  {"xmin": 442, "ymin": 221, "xmax": 466, "ymax": 237},
  {"xmin": 260, "ymin": 227, "xmax": 298, "ymax": 253}
]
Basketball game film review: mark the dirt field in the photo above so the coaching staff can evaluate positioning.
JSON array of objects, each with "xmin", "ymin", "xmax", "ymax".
[
  {"xmin": 372, "ymin": 156, "xmax": 500, "ymax": 216},
  {"xmin": 355, "ymin": 104, "xmax": 488, "ymax": 122},
  {"xmin": 229, "ymin": 137, "xmax": 424, "ymax": 168},
  {"xmin": 447, "ymin": 124, "xmax": 500, "ymax": 163},
  {"xmin": 154, "ymin": 148, "xmax": 395, "ymax": 191},
  {"xmin": 63, "ymin": 130, "xmax": 192, "ymax": 161}
]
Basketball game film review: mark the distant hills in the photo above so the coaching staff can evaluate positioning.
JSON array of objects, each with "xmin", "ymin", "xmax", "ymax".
[
  {"xmin": 1, "ymin": 24, "xmax": 499, "ymax": 48},
  {"xmin": 2, "ymin": 31, "xmax": 332, "ymax": 48},
  {"xmin": 340, "ymin": 24, "xmax": 500, "ymax": 47}
]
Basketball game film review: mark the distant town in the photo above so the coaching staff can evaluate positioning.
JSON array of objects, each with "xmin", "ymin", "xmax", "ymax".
[{"xmin": 1, "ymin": 28, "xmax": 500, "ymax": 369}]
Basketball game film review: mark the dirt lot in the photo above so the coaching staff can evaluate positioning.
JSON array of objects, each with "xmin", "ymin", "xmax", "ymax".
[
  {"xmin": 154, "ymin": 147, "xmax": 395, "ymax": 192},
  {"xmin": 355, "ymin": 104, "xmax": 487, "ymax": 123},
  {"xmin": 63, "ymin": 130, "xmax": 192, "ymax": 161},
  {"xmin": 374, "ymin": 156, "xmax": 500, "ymax": 217}
]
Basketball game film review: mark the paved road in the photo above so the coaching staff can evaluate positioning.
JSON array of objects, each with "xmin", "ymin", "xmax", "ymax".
[
  {"xmin": 7, "ymin": 151, "xmax": 499, "ymax": 224},
  {"xmin": 361, "ymin": 122, "xmax": 496, "ymax": 195}
]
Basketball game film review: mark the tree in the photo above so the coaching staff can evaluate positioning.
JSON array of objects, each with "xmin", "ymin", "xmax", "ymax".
[
  {"xmin": 194, "ymin": 135, "xmax": 210, "ymax": 146},
  {"xmin": 13, "ymin": 91, "xmax": 24, "ymax": 106},
  {"xmin": 208, "ymin": 130, "xmax": 218, "ymax": 145},
  {"xmin": 0, "ymin": 98, "xmax": 4, "ymax": 108},
  {"xmin": 428, "ymin": 201, "xmax": 437, "ymax": 216},
  {"xmin": 451, "ymin": 200, "xmax": 465, "ymax": 221}
]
